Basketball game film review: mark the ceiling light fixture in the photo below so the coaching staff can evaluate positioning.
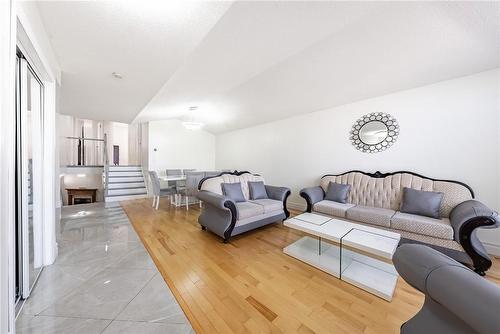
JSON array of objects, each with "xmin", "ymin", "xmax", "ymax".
[
  {"xmin": 182, "ymin": 106, "xmax": 204, "ymax": 130},
  {"xmin": 111, "ymin": 72, "xmax": 123, "ymax": 79}
]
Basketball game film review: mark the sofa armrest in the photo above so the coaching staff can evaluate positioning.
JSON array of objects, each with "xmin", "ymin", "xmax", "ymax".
[
  {"xmin": 394, "ymin": 244, "xmax": 500, "ymax": 334},
  {"xmin": 449, "ymin": 199, "xmax": 500, "ymax": 275},
  {"xmin": 197, "ymin": 190, "xmax": 235, "ymax": 211},
  {"xmin": 197, "ymin": 191, "xmax": 238, "ymax": 242},
  {"xmin": 299, "ymin": 186, "xmax": 325, "ymax": 212},
  {"xmin": 265, "ymin": 185, "xmax": 291, "ymax": 218}
]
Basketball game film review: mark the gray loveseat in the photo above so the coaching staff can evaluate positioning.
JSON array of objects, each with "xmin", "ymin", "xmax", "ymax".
[
  {"xmin": 394, "ymin": 244, "xmax": 500, "ymax": 334},
  {"xmin": 197, "ymin": 171, "xmax": 291, "ymax": 242},
  {"xmin": 300, "ymin": 171, "xmax": 499, "ymax": 274}
]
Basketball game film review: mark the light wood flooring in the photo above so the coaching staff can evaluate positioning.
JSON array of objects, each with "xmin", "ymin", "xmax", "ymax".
[{"xmin": 121, "ymin": 198, "xmax": 500, "ymax": 334}]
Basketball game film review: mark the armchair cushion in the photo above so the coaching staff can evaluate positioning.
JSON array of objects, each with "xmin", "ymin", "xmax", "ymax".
[
  {"xmin": 400, "ymin": 187, "xmax": 444, "ymax": 219},
  {"xmin": 324, "ymin": 182, "xmax": 351, "ymax": 204},
  {"xmin": 313, "ymin": 200, "xmax": 355, "ymax": 218},
  {"xmin": 235, "ymin": 202, "xmax": 264, "ymax": 220},
  {"xmin": 391, "ymin": 212, "xmax": 453, "ymax": 240},
  {"xmin": 221, "ymin": 183, "xmax": 246, "ymax": 203},
  {"xmin": 248, "ymin": 181, "xmax": 268, "ymax": 200}
]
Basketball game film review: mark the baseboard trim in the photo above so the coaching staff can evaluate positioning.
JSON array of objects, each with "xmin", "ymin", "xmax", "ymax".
[
  {"xmin": 484, "ymin": 242, "xmax": 500, "ymax": 257},
  {"xmin": 288, "ymin": 201, "xmax": 306, "ymax": 211}
]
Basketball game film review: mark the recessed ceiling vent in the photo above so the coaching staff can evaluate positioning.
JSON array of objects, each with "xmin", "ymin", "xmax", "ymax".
[{"xmin": 111, "ymin": 72, "xmax": 123, "ymax": 79}]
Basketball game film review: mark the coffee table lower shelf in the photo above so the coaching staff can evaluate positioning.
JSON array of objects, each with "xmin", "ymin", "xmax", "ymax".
[{"xmin": 283, "ymin": 236, "xmax": 398, "ymax": 301}]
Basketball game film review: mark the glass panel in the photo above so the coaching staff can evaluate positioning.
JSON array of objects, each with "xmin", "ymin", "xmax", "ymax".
[
  {"xmin": 26, "ymin": 66, "xmax": 43, "ymax": 291},
  {"xmin": 340, "ymin": 228, "xmax": 399, "ymax": 301}
]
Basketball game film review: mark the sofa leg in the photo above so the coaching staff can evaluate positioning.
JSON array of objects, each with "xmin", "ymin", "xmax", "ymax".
[
  {"xmin": 201, "ymin": 226, "xmax": 206, "ymax": 231},
  {"xmin": 223, "ymin": 238, "xmax": 230, "ymax": 244},
  {"xmin": 474, "ymin": 268, "xmax": 486, "ymax": 276}
]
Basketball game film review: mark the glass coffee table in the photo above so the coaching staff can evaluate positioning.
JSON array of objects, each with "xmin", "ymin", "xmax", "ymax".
[{"xmin": 283, "ymin": 213, "xmax": 400, "ymax": 301}]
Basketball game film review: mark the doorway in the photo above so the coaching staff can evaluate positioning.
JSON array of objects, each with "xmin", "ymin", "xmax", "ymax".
[
  {"xmin": 14, "ymin": 50, "xmax": 44, "ymax": 308},
  {"xmin": 113, "ymin": 145, "xmax": 120, "ymax": 165}
]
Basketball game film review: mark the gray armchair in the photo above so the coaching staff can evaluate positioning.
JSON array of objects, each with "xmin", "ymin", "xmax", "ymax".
[
  {"xmin": 148, "ymin": 171, "xmax": 175, "ymax": 210},
  {"xmin": 178, "ymin": 171, "xmax": 205, "ymax": 210},
  {"xmin": 394, "ymin": 244, "xmax": 500, "ymax": 334},
  {"xmin": 197, "ymin": 171, "xmax": 290, "ymax": 242}
]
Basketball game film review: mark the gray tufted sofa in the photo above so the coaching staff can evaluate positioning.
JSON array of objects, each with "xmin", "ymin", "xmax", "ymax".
[
  {"xmin": 300, "ymin": 171, "xmax": 499, "ymax": 274},
  {"xmin": 197, "ymin": 171, "xmax": 291, "ymax": 242},
  {"xmin": 394, "ymin": 244, "xmax": 500, "ymax": 334}
]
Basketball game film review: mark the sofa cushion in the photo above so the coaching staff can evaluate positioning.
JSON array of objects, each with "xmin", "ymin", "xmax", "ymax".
[
  {"xmin": 222, "ymin": 183, "xmax": 246, "ymax": 202},
  {"xmin": 391, "ymin": 212, "xmax": 453, "ymax": 240},
  {"xmin": 249, "ymin": 199, "xmax": 282, "ymax": 213},
  {"xmin": 400, "ymin": 187, "xmax": 444, "ymax": 219},
  {"xmin": 313, "ymin": 200, "xmax": 355, "ymax": 218},
  {"xmin": 235, "ymin": 202, "xmax": 265, "ymax": 220},
  {"xmin": 346, "ymin": 205, "xmax": 396, "ymax": 227},
  {"xmin": 248, "ymin": 181, "xmax": 268, "ymax": 200},
  {"xmin": 324, "ymin": 182, "xmax": 351, "ymax": 204}
]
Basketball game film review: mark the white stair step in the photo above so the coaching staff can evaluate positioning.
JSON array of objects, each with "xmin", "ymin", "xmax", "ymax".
[
  {"xmin": 108, "ymin": 176, "xmax": 144, "ymax": 183},
  {"xmin": 108, "ymin": 171, "xmax": 143, "ymax": 177},
  {"xmin": 108, "ymin": 165, "xmax": 142, "ymax": 172},
  {"xmin": 107, "ymin": 187, "xmax": 147, "ymax": 196},
  {"xmin": 105, "ymin": 193, "xmax": 148, "ymax": 203},
  {"xmin": 108, "ymin": 182, "xmax": 145, "ymax": 189}
]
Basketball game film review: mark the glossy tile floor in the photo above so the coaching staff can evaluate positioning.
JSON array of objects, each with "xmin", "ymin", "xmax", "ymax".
[{"xmin": 16, "ymin": 203, "xmax": 194, "ymax": 334}]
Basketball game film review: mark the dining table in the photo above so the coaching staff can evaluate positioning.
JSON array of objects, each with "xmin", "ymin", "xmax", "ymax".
[{"xmin": 159, "ymin": 175, "xmax": 186, "ymax": 206}]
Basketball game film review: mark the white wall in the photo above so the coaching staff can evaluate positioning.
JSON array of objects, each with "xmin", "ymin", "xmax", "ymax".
[
  {"xmin": 216, "ymin": 69, "xmax": 500, "ymax": 251},
  {"xmin": 149, "ymin": 120, "xmax": 215, "ymax": 172}
]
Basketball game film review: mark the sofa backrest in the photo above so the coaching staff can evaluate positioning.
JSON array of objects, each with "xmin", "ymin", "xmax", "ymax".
[
  {"xmin": 320, "ymin": 171, "xmax": 473, "ymax": 217},
  {"xmin": 199, "ymin": 172, "xmax": 265, "ymax": 200}
]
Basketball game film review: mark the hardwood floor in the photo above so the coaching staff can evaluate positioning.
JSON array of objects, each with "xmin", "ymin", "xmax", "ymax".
[{"xmin": 121, "ymin": 198, "xmax": 500, "ymax": 334}]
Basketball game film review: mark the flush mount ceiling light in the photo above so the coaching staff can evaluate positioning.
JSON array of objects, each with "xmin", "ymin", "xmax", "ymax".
[
  {"xmin": 111, "ymin": 72, "xmax": 123, "ymax": 79},
  {"xmin": 182, "ymin": 106, "xmax": 204, "ymax": 130}
]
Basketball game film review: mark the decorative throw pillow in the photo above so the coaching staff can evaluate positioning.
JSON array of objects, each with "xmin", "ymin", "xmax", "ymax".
[
  {"xmin": 248, "ymin": 181, "xmax": 268, "ymax": 200},
  {"xmin": 325, "ymin": 182, "xmax": 351, "ymax": 204},
  {"xmin": 221, "ymin": 183, "xmax": 246, "ymax": 202},
  {"xmin": 400, "ymin": 187, "xmax": 444, "ymax": 219}
]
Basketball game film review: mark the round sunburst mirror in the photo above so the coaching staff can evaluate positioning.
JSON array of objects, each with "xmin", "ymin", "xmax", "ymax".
[{"xmin": 350, "ymin": 112, "xmax": 399, "ymax": 153}]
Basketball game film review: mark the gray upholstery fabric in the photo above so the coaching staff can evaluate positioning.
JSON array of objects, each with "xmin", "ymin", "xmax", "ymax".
[
  {"xmin": 265, "ymin": 185, "xmax": 290, "ymax": 202},
  {"xmin": 394, "ymin": 244, "xmax": 500, "ymax": 334},
  {"xmin": 450, "ymin": 200, "xmax": 500, "ymax": 243},
  {"xmin": 313, "ymin": 200, "xmax": 355, "ymax": 218},
  {"xmin": 148, "ymin": 171, "xmax": 175, "ymax": 196},
  {"xmin": 300, "ymin": 186, "xmax": 325, "ymax": 206},
  {"xmin": 400, "ymin": 187, "xmax": 444, "ymax": 219},
  {"xmin": 235, "ymin": 202, "xmax": 264, "ymax": 220},
  {"xmin": 391, "ymin": 212, "xmax": 454, "ymax": 240},
  {"xmin": 248, "ymin": 181, "xmax": 268, "ymax": 200},
  {"xmin": 324, "ymin": 182, "xmax": 351, "ymax": 204},
  {"xmin": 148, "ymin": 171, "xmax": 161, "ymax": 196},
  {"xmin": 221, "ymin": 182, "xmax": 246, "ymax": 203},
  {"xmin": 249, "ymin": 199, "xmax": 283, "ymax": 213},
  {"xmin": 346, "ymin": 205, "xmax": 395, "ymax": 227},
  {"xmin": 179, "ymin": 171, "xmax": 205, "ymax": 197},
  {"xmin": 197, "ymin": 191, "xmax": 234, "ymax": 237},
  {"xmin": 197, "ymin": 190, "xmax": 235, "ymax": 210}
]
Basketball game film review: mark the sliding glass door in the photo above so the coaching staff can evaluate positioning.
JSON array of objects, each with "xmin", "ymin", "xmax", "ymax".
[{"xmin": 15, "ymin": 51, "xmax": 44, "ymax": 304}]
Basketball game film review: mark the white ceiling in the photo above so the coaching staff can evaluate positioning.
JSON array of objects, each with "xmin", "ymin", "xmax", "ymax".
[{"xmin": 39, "ymin": 1, "xmax": 500, "ymax": 133}]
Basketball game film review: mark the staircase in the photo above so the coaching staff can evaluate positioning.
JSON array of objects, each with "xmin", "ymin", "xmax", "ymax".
[{"xmin": 104, "ymin": 165, "xmax": 148, "ymax": 205}]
